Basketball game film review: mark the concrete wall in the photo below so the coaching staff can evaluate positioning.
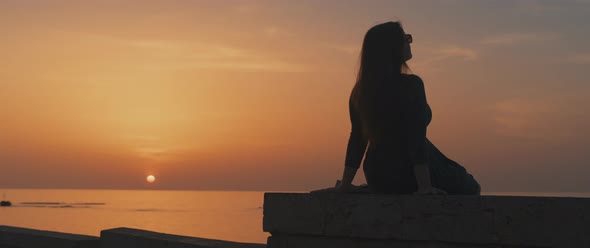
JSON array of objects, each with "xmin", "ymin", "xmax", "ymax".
[
  {"xmin": 100, "ymin": 228, "xmax": 265, "ymax": 248},
  {"xmin": 0, "ymin": 225, "xmax": 99, "ymax": 248},
  {"xmin": 263, "ymin": 193, "xmax": 590, "ymax": 248},
  {"xmin": 0, "ymin": 226, "xmax": 265, "ymax": 248}
]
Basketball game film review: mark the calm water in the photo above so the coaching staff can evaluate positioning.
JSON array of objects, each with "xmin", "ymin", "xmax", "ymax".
[
  {"xmin": 0, "ymin": 190, "xmax": 269, "ymax": 243},
  {"xmin": 1, "ymin": 189, "xmax": 589, "ymax": 244}
]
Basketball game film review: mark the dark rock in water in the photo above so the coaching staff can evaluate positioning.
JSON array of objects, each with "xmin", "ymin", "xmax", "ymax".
[{"xmin": 0, "ymin": 201, "xmax": 11, "ymax": 207}]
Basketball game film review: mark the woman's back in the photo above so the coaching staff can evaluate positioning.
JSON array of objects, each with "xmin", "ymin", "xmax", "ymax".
[{"xmin": 354, "ymin": 74, "xmax": 430, "ymax": 193}]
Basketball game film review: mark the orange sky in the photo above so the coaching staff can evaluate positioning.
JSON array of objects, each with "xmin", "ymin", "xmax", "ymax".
[{"xmin": 1, "ymin": 1, "xmax": 589, "ymax": 192}]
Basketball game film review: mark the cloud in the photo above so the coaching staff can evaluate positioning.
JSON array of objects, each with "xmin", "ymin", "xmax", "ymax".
[
  {"xmin": 412, "ymin": 45, "xmax": 478, "ymax": 68},
  {"xmin": 489, "ymin": 98, "xmax": 576, "ymax": 141},
  {"xmin": 563, "ymin": 54, "xmax": 590, "ymax": 64},
  {"xmin": 264, "ymin": 26, "xmax": 295, "ymax": 37},
  {"xmin": 328, "ymin": 44, "xmax": 359, "ymax": 55},
  {"xmin": 232, "ymin": 2, "xmax": 259, "ymax": 14},
  {"xmin": 182, "ymin": 60, "xmax": 309, "ymax": 72},
  {"xmin": 513, "ymin": 0, "xmax": 590, "ymax": 15},
  {"xmin": 436, "ymin": 46, "xmax": 478, "ymax": 61},
  {"xmin": 513, "ymin": 1, "xmax": 565, "ymax": 14},
  {"xmin": 81, "ymin": 32, "xmax": 307, "ymax": 72},
  {"xmin": 86, "ymin": 33, "xmax": 247, "ymax": 58},
  {"xmin": 480, "ymin": 33, "xmax": 560, "ymax": 46}
]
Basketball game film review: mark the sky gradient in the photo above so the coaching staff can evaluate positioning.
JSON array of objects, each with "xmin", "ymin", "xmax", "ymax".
[{"xmin": 1, "ymin": 0, "xmax": 589, "ymax": 192}]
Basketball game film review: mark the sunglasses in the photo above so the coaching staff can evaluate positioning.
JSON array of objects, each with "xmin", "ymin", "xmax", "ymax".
[{"xmin": 405, "ymin": 34, "xmax": 413, "ymax": 44}]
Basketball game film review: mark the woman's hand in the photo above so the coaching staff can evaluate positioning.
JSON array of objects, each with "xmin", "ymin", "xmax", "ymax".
[
  {"xmin": 414, "ymin": 186, "xmax": 447, "ymax": 195},
  {"xmin": 413, "ymin": 163, "xmax": 446, "ymax": 195},
  {"xmin": 334, "ymin": 180, "xmax": 353, "ymax": 193},
  {"xmin": 309, "ymin": 180, "xmax": 352, "ymax": 194}
]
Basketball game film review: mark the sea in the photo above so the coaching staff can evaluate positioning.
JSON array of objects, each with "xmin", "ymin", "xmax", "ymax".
[{"xmin": 1, "ymin": 189, "xmax": 589, "ymax": 244}]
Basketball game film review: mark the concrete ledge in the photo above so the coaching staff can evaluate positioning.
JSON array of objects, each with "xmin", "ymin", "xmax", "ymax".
[
  {"xmin": 100, "ymin": 227, "xmax": 266, "ymax": 248},
  {"xmin": 263, "ymin": 193, "xmax": 590, "ymax": 248},
  {"xmin": 267, "ymin": 234, "xmax": 496, "ymax": 248},
  {"xmin": 0, "ymin": 225, "xmax": 99, "ymax": 248}
]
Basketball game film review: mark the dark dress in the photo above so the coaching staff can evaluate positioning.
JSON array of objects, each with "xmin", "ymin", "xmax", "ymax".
[{"xmin": 344, "ymin": 74, "xmax": 480, "ymax": 195}]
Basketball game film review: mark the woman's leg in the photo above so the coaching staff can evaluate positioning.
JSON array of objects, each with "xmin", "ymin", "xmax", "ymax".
[{"xmin": 426, "ymin": 139, "xmax": 481, "ymax": 195}]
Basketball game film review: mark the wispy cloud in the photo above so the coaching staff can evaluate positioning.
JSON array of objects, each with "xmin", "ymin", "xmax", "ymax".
[
  {"xmin": 491, "ymin": 99, "xmax": 546, "ymax": 139},
  {"xmin": 514, "ymin": 0, "xmax": 590, "ymax": 15},
  {"xmin": 490, "ymin": 98, "xmax": 575, "ymax": 141},
  {"xmin": 182, "ymin": 61, "xmax": 308, "ymax": 72},
  {"xmin": 480, "ymin": 32, "xmax": 560, "ymax": 46},
  {"xmin": 264, "ymin": 26, "xmax": 295, "ymax": 37},
  {"xmin": 87, "ymin": 33, "xmax": 249, "ymax": 59},
  {"xmin": 563, "ymin": 54, "xmax": 590, "ymax": 64},
  {"xmin": 436, "ymin": 46, "xmax": 478, "ymax": 61},
  {"xmin": 413, "ymin": 45, "xmax": 478, "ymax": 68},
  {"xmin": 327, "ymin": 44, "xmax": 359, "ymax": 55},
  {"xmin": 232, "ymin": 2, "xmax": 259, "ymax": 14},
  {"xmin": 514, "ymin": 1, "xmax": 565, "ymax": 14},
  {"xmin": 81, "ymin": 32, "xmax": 308, "ymax": 72}
]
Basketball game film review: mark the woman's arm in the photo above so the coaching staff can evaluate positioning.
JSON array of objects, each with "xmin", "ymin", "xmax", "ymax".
[
  {"xmin": 339, "ymin": 98, "xmax": 368, "ymax": 190},
  {"xmin": 340, "ymin": 165, "xmax": 358, "ymax": 186},
  {"xmin": 414, "ymin": 162, "xmax": 432, "ymax": 190},
  {"xmin": 406, "ymin": 76, "xmax": 445, "ymax": 194}
]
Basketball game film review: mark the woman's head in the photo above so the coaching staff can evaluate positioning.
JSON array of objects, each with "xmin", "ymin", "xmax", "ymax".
[
  {"xmin": 351, "ymin": 21, "xmax": 413, "ymax": 142},
  {"xmin": 358, "ymin": 21, "xmax": 411, "ymax": 79}
]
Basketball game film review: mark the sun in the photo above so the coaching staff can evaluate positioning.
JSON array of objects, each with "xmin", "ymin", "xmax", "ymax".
[{"xmin": 146, "ymin": 175, "xmax": 156, "ymax": 183}]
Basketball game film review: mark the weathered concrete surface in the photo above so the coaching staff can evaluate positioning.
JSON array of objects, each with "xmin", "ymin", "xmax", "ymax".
[
  {"xmin": 263, "ymin": 193, "xmax": 590, "ymax": 248},
  {"xmin": 267, "ymin": 234, "xmax": 502, "ymax": 248},
  {"xmin": 0, "ymin": 225, "xmax": 98, "ymax": 248},
  {"xmin": 100, "ymin": 227, "xmax": 266, "ymax": 248}
]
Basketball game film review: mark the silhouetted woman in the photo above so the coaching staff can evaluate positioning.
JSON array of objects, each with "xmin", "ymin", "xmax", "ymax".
[{"xmin": 336, "ymin": 22, "xmax": 480, "ymax": 195}]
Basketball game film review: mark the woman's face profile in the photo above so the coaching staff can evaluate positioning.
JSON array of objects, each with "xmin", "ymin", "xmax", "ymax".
[{"xmin": 402, "ymin": 33, "xmax": 413, "ymax": 62}]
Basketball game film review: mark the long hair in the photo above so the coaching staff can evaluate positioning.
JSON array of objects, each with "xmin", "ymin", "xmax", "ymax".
[{"xmin": 351, "ymin": 22, "xmax": 409, "ymax": 144}]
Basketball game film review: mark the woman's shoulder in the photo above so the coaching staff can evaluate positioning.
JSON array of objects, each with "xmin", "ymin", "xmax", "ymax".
[
  {"xmin": 401, "ymin": 74, "xmax": 425, "ymax": 92},
  {"xmin": 401, "ymin": 73, "xmax": 423, "ymax": 84}
]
